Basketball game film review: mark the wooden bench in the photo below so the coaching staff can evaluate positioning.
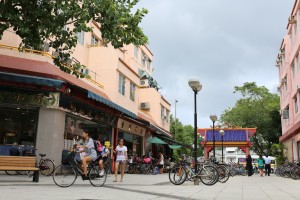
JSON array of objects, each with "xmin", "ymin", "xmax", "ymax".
[{"xmin": 0, "ymin": 156, "xmax": 39, "ymax": 182}]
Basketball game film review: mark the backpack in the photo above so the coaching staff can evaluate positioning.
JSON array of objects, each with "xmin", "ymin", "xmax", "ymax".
[{"xmin": 93, "ymin": 140, "xmax": 103, "ymax": 155}]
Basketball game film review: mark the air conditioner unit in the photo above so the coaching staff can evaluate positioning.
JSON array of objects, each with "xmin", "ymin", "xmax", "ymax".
[
  {"xmin": 142, "ymin": 55, "xmax": 148, "ymax": 61},
  {"xmin": 277, "ymin": 86, "xmax": 281, "ymax": 92},
  {"xmin": 80, "ymin": 68, "xmax": 89, "ymax": 75},
  {"xmin": 289, "ymin": 15, "xmax": 297, "ymax": 24},
  {"xmin": 282, "ymin": 110, "xmax": 289, "ymax": 119},
  {"xmin": 140, "ymin": 79, "xmax": 149, "ymax": 87},
  {"xmin": 140, "ymin": 102, "xmax": 150, "ymax": 110},
  {"xmin": 297, "ymin": 85, "xmax": 300, "ymax": 91},
  {"xmin": 281, "ymin": 78, "xmax": 287, "ymax": 84},
  {"xmin": 279, "ymin": 49, "xmax": 285, "ymax": 55}
]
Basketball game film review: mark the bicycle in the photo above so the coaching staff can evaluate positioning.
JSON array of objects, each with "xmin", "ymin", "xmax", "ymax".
[
  {"xmin": 52, "ymin": 150, "xmax": 107, "ymax": 187},
  {"xmin": 169, "ymin": 159, "xmax": 219, "ymax": 186},
  {"xmin": 27, "ymin": 153, "xmax": 55, "ymax": 177}
]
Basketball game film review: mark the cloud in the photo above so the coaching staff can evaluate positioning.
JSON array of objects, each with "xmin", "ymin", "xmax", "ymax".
[{"xmin": 137, "ymin": 0, "xmax": 294, "ymax": 127}]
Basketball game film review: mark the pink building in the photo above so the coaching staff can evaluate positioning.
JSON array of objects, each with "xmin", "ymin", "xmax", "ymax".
[
  {"xmin": 278, "ymin": 0, "xmax": 300, "ymax": 161},
  {"xmin": 0, "ymin": 21, "xmax": 173, "ymax": 164}
]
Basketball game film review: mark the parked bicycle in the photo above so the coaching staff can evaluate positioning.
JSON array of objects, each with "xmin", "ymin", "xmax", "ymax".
[
  {"xmin": 52, "ymin": 149, "xmax": 107, "ymax": 187},
  {"xmin": 27, "ymin": 153, "xmax": 55, "ymax": 177},
  {"xmin": 169, "ymin": 159, "xmax": 219, "ymax": 186}
]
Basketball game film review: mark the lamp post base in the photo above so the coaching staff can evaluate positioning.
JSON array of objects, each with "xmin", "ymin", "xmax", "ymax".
[{"xmin": 194, "ymin": 177, "xmax": 199, "ymax": 185}]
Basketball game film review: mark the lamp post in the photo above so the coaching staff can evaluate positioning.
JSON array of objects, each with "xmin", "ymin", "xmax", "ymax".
[
  {"xmin": 219, "ymin": 130, "xmax": 225, "ymax": 163},
  {"xmin": 188, "ymin": 79, "xmax": 202, "ymax": 185},
  {"xmin": 210, "ymin": 114, "xmax": 217, "ymax": 162},
  {"xmin": 174, "ymin": 99, "xmax": 178, "ymax": 136}
]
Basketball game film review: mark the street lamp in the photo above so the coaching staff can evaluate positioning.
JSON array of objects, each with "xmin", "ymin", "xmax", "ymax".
[
  {"xmin": 219, "ymin": 130, "xmax": 225, "ymax": 163},
  {"xmin": 188, "ymin": 79, "xmax": 202, "ymax": 185},
  {"xmin": 210, "ymin": 114, "xmax": 217, "ymax": 162}
]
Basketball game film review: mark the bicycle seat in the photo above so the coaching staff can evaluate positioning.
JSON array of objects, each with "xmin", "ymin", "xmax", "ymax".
[{"xmin": 39, "ymin": 153, "xmax": 46, "ymax": 157}]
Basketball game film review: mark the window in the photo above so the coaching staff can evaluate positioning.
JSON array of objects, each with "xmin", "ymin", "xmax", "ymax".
[
  {"xmin": 166, "ymin": 110, "xmax": 170, "ymax": 122},
  {"xmin": 147, "ymin": 59, "xmax": 151, "ymax": 71},
  {"xmin": 141, "ymin": 52, "xmax": 146, "ymax": 66},
  {"xmin": 134, "ymin": 46, "xmax": 138, "ymax": 58},
  {"xmin": 161, "ymin": 105, "xmax": 164, "ymax": 119},
  {"xmin": 130, "ymin": 82, "xmax": 136, "ymax": 101},
  {"xmin": 118, "ymin": 73, "xmax": 126, "ymax": 95},
  {"xmin": 76, "ymin": 31, "xmax": 85, "ymax": 45},
  {"xmin": 91, "ymin": 35, "xmax": 99, "ymax": 45},
  {"xmin": 295, "ymin": 96, "xmax": 298, "ymax": 113}
]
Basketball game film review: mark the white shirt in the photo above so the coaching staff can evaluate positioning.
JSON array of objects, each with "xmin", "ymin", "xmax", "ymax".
[
  {"xmin": 116, "ymin": 145, "xmax": 127, "ymax": 161},
  {"xmin": 159, "ymin": 154, "xmax": 164, "ymax": 165},
  {"xmin": 264, "ymin": 157, "xmax": 271, "ymax": 164}
]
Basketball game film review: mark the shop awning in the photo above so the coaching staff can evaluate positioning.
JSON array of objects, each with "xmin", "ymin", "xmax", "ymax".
[
  {"xmin": 168, "ymin": 145, "xmax": 182, "ymax": 149},
  {"xmin": 87, "ymin": 91, "xmax": 136, "ymax": 119},
  {"xmin": 147, "ymin": 137, "xmax": 166, "ymax": 144},
  {"xmin": 149, "ymin": 123, "xmax": 172, "ymax": 138},
  {"xmin": 156, "ymin": 134, "xmax": 193, "ymax": 149},
  {"xmin": 0, "ymin": 71, "xmax": 65, "ymax": 88}
]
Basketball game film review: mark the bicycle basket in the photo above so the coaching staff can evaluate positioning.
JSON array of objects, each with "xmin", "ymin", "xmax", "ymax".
[{"xmin": 61, "ymin": 150, "xmax": 75, "ymax": 165}]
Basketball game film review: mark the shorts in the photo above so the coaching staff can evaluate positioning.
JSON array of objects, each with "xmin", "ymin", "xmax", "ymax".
[
  {"xmin": 100, "ymin": 156, "xmax": 108, "ymax": 163},
  {"xmin": 158, "ymin": 164, "xmax": 164, "ymax": 169},
  {"xmin": 116, "ymin": 160, "xmax": 126, "ymax": 164}
]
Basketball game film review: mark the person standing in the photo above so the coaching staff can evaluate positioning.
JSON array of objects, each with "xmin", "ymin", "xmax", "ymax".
[
  {"xmin": 99, "ymin": 143, "xmax": 110, "ymax": 175},
  {"xmin": 113, "ymin": 139, "xmax": 127, "ymax": 182},
  {"xmin": 157, "ymin": 152, "xmax": 164, "ymax": 174},
  {"xmin": 257, "ymin": 155, "xmax": 265, "ymax": 177},
  {"xmin": 264, "ymin": 155, "xmax": 271, "ymax": 176},
  {"xmin": 246, "ymin": 155, "xmax": 253, "ymax": 176}
]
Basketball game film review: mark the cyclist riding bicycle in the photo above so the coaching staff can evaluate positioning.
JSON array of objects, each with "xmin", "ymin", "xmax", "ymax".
[{"xmin": 77, "ymin": 130, "xmax": 97, "ymax": 179}]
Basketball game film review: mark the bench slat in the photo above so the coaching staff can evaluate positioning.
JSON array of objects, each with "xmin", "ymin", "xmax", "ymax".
[{"xmin": 0, "ymin": 167, "xmax": 39, "ymax": 171}]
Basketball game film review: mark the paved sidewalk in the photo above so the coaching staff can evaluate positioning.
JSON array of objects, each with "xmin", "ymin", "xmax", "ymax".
[{"xmin": 0, "ymin": 173, "xmax": 300, "ymax": 200}]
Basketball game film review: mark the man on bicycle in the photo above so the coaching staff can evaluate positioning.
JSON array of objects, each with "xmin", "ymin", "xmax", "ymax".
[{"xmin": 99, "ymin": 143, "xmax": 110, "ymax": 175}]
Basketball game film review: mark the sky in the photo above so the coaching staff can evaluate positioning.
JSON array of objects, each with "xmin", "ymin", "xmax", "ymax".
[{"xmin": 137, "ymin": 0, "xmax": 295, "ymax": 128}]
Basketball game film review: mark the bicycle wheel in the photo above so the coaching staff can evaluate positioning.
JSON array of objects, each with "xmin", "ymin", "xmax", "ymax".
[
  {"xmin": 5, "ymin": 171, "xmax": 19, "ymax": 175},
  {"xmin": 199, "ymin": 165, "xmax": 219, "ymax": 186},
  {"xmin": 53, "ymin": 165, "xmax": 77, "ymax": 187},
  {"xmin": 89, "ymin": 165, "xmax": 107, "ymax": 187},
  {"xmin": 40, "ymin": 159, "xmax": 55, "ymax": 176},
  {"xmin": 216, "ymin": 165, "xmax": 229, "ymax": 183},
  {"xmin": 169, "ymin": 165, "xmax": 187, "ymax": 185},
  {"xmin": 103, "ymin": 162, "xmax": 111, "ymax": 174}
]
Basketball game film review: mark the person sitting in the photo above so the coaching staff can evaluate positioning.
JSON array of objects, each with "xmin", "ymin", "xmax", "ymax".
[{"xmin": 99, "ymin": 144, "xmax": 110, "ymax": 175}]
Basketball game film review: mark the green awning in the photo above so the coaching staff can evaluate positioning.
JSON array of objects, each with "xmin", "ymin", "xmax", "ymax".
[
  {"xmin": 168, "ymin": 145, "xmax": 182, "ymax": 149},
  {"xmin": 147, "ymin": 137, "xmax": 166, "ymax": 144}
]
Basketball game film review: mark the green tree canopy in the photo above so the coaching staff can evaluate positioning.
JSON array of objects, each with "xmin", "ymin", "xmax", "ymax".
[
  {"xmin": 170, "ymin": 115, "xmax": 203, "ymax": 162},
  {"xmin": 220, "ymin": 82, "xmax": 281, "ymax": 156},
  {"xmin": 0, "ymin": 0, "xmax": 148, "ymax": 77}
]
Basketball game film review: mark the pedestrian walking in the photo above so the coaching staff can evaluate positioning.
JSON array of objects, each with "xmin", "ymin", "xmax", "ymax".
[
  {"xmin": 113, "ymin": 139, "xmax": 127, "ymax": 182},
  {"xmin": 157, "ymin": 152, "xmax": 164, "ymax": 174},
  {"xmin": 246, "ymin": 154, "xmax": 253, "ymax": 176},
  {"xmin": 264, "ymin": 155, "xmax": 271, "ymax": 176},
  {"xmin": 257, "ymin": 155, "xmax": 265, "ymax": 177}
]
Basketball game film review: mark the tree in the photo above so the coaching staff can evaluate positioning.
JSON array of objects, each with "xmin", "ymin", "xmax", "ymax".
[
  {"xmin": 220, "ymin": 82, "xmax": 281, "ymax": 156},
  {"xmin": 0, "ymin": 0, "xmax": 148, "ymax": 77},
  {"xmin": 170, "ymin": 115, "xmax": 203, "ymax": 162}
]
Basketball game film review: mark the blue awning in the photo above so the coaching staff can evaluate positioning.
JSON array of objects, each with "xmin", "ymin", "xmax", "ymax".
[
  {"xmin": 87, "ymin": 91, "xmax": 136, "ymax": 119},
  {"xmin": 0, "ymin": 72, "xmax": 64, "ymax": 88}
]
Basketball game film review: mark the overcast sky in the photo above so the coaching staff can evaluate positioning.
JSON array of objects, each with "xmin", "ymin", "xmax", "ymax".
[{"xmin": 137, "ymin": 0, "xmax": 294, "ymax": 128}]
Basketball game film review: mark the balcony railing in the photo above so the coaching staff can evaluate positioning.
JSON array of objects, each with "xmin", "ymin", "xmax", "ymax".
[{"xmin": 0, "ymin": 43, "xmax": 103, "ymax": 88}]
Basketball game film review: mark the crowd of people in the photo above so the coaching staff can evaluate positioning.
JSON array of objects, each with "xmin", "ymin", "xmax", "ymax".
[
  {"xmin": 72, "ymin": 130, "xmax": 169, "ymax": 182},
  {"xmin": 246, "ymin": 154, "xmax": 272, "ymax": 177}
]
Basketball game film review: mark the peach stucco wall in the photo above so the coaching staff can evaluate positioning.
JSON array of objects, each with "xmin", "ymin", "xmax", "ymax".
[{"xmin": 0, "ymin": 21, "xmax": 171, "ymax": 131}]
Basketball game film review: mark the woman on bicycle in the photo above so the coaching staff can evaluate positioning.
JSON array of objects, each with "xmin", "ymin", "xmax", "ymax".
[{"xmin": 78, "ymin": 130, "xmax": 97, "ymax": 179}]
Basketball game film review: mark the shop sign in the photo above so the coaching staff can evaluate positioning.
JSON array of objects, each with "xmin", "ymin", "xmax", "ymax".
[{"xmin": 0, "ymin": 91, "xmax": 59, "ymax": 108}]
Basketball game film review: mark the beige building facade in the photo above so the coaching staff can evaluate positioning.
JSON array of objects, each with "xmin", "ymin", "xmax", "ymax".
[{"xmin": 0, "ymin": 21, "xmax": 172, "ymax": 165}]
